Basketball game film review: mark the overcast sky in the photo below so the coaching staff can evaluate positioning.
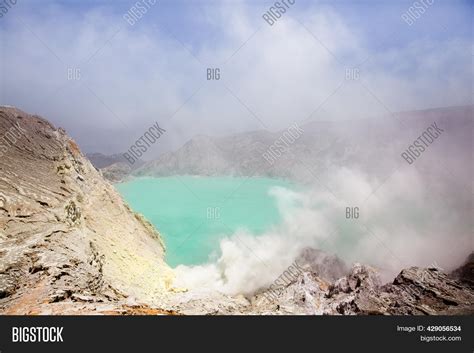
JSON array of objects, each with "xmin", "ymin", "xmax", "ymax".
[{"xmin": 0, "ymin": 0, "xmax": 472, "ymax": 157}]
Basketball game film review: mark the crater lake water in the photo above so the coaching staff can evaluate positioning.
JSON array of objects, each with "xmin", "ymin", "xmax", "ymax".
[{"xmin": 116, "ymin": 176, "xmax": 295, "ymax": 267}]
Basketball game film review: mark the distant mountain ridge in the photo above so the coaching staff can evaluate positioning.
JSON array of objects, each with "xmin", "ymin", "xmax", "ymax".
[
  {"xmin": 86, "ymin": 153, "xmax": 145, "ymax": 183},
  {"xmin": 87, "ymin": 152, "xmax": 145, "ymax": 169},
  {"xmin": 133, "ymin": 105, "xmax": 473, "ymax": 185}
]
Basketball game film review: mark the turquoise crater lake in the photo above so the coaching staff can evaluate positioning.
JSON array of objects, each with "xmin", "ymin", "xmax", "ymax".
[{"xmin": 116, "ymin": 176, "xmax": 294, "ymax": 267}]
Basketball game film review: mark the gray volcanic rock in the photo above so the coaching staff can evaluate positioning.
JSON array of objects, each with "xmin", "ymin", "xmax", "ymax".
[
  {"xmin": 450, "ymin": 252, "xmax": 474, "ymax": 287},
  {"xmin": 252, "ymin": 271, "xmax": 331, "ymax": 315},
  {"xmin": 296, "ymin": 248, "xmax": 349, "ymax": 282},
  {"xmin": 328, "ymin": 263, "xmax": 381, "ymax": 297},
  {"xmin": 0, "ymin": 107, "xmax": 173, "ymax": 314},
  {"xmin": 377, "ymin": 267, "xmax": 474, "ymax": 315},
  {"xmin": 250, "ymin": 252, "xmax": 474, "ymax": 315}
]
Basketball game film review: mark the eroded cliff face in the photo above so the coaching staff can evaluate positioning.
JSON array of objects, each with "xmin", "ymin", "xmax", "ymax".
[{"xmin": 0, "ymin": 107, "xmax": 174, "ymax": 314}]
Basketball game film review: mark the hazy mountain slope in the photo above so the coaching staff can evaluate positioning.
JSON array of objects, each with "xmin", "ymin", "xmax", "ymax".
[
  {"xmin": 135, "ymin": 106, "xmax": 473, "ymax": 185},
  {"xmin": 87, "ymin": 152, "xmax": 144, "ymax": 170},
  {"xmin": 0, "ymin": 107, "xmax": 173, "ymax": 314}
]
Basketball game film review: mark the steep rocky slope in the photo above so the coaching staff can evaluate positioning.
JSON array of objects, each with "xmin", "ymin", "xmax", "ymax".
[{"xmin": 0, "ymin": 107, "xmax": 173, "ymax": 314}]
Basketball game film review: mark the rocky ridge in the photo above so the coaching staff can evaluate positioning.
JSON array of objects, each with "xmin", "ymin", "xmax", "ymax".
[
  {"xmin": 0, "ymin": 107, "xmax": 174, "ymax": 314},
  {"xmin": 248, "ymin": 250, "xmax": 474, "ymax": 315}
]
